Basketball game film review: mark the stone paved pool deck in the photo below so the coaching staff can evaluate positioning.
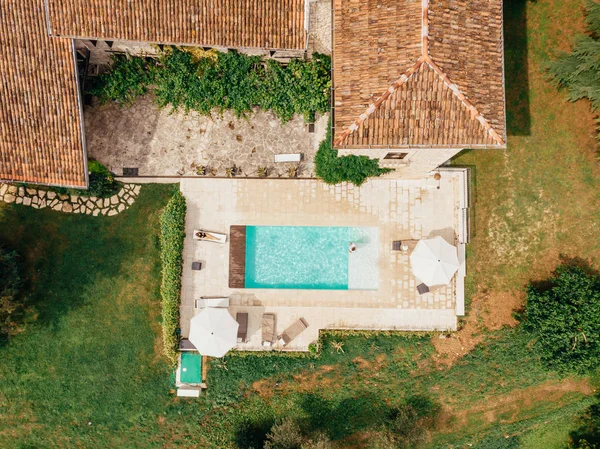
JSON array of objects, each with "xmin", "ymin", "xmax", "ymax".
[{"xmin": 180, "ymin": 175, "xmax": 466, "ymax": 351}]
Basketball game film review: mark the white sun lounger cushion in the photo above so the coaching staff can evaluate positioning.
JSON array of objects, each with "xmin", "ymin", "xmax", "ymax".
[
  {"xmin": 274, "ymin": 153, "xmax": 302, "ymax": 163},
  {"xmin": 177, "ymin": 388, "xmax": 201, "ymax": 397},
  {"xmin": 195, "ymin": 297, "xmax": 229, "ymax": 308}
]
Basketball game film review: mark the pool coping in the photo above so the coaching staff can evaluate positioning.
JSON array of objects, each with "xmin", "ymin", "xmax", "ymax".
[{"xmin": 229, "ymin": 225, "xmax": 247, "ymax": 288}]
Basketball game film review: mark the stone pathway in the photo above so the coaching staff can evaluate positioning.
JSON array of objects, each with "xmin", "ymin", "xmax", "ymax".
[{"xmin": 0, "ymin": 183, "xmax": 141, "ymax": 216}]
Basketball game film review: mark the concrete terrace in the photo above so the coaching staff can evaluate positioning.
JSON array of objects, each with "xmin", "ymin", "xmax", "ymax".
[{"xmin": 180, "ymin": 174, "xmax": 466, "ymax": 351}]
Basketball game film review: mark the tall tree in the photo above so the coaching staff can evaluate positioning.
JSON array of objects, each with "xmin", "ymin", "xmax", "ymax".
[{"xmin": 548, "ymin": 0, "xmax": 600, "ymax": 135}]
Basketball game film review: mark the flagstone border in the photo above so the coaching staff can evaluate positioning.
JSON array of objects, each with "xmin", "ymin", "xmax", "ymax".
[{"xmin": 0, "ymin": 183, "xmax": 141, "ymax": 216}]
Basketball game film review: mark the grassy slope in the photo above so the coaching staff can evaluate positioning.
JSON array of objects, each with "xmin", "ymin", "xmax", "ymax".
[{"xmin": 0, "ymin": 184, "xmax": 179, "ymax": 448}]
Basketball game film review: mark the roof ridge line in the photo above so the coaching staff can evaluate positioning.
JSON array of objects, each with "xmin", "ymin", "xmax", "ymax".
[
  {"xmin": 421, "ymin": 0, "xmax": 505, "ymax": 146},
  {"xmin": 333, "ymin": 57, "xmax": 425, "ymax": 146},
  {"xmin": 423, "ymin": 56, "xmax": 505, "ymax": 146},
  {"xmin": 334, "ymin": 0, "xmax": 506, "ymax": 147}
]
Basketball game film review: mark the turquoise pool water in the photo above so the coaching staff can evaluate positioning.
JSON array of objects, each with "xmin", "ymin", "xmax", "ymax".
[
  {"xmin": 179, "ymin": 352, "xmax": 202, "ymax": 384},
  {"xmin": 245, "ymin": 226, "xmax": 378, "ymax": 290}
]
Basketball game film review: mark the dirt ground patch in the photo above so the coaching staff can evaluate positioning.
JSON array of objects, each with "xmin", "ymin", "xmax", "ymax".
[
  {"xmin": 352, "ymin": 354, "xmax": 387, "ymax": 371},
  {"xmin": 432, "ymin": 290, "xmax": 523, "ymax": 366},
  {"xmin": 251, "ymin": 365, "xmax": 339, "ymax": 399}
]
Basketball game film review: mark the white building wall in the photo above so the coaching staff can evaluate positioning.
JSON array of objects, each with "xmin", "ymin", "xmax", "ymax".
[{"xmin": 337, "ymin": 148, "xmax": 464, "ymax": 179}]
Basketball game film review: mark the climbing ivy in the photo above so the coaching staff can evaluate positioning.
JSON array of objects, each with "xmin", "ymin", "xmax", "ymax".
[{"xmin": 90, "ymin": 47, "xmax": 331, "ymax": 123}]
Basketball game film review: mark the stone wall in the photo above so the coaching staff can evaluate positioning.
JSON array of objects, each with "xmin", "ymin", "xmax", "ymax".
[{"xmin": 0, "ymin": 183, "xmax": 140, "ymax": 216}]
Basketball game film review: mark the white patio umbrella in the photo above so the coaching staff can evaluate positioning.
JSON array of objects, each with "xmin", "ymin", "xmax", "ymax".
[
  {"xmin": 409, "ymin": 236, "xmax": 460, "ymax": 287},
  {"xmin": 189, "ymin": 308, "xmax": 239, "ymax": 358}
]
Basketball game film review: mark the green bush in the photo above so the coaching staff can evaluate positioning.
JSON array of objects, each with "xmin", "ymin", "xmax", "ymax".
[
  {"xmin": 314, "ymin": 126, "xmax": 392, "ymax": 186},
  {"xmin": 0, "ymin": 246, "xmax": 22, "ymax": 338},
  {"xmin": 90, "ymin": 47, "xmax": 331, "ymax": 123},
  {"xmin": 90, "ymin": 55, "xmax": 156, "ymax": 105},
  {"xmin": 522, "ymin": 265, "xmax": 600, "ymax": 374},
  {"xmin": 86, "ymin": 159, "xmax": 120, "ymax": 197},
  {"xmin": 159, "ymin": 191, "xmax": 187, "ymax": 364},
  {"xmin": 386, "ymin": 396, "xmax": 440, "ymax": 449},
  {"xmin": 264, "ymin": 418, "xmax": 304, "ymax": 449}
]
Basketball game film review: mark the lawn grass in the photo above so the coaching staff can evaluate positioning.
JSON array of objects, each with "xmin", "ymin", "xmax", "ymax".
[
  {"xmin": 0, "ymin": 184, "xmax": 180, "ymax": 447},
  {"xmin": 453, "ymin": 0, "xmax": 600, "ymax": 295},
  {"xmin": 0, "ymin": 188, "xmax": 595, "ymax": 448},
  {"xmin": 1, "ymin": 0, "xmax": 600, "ymax": 447}
]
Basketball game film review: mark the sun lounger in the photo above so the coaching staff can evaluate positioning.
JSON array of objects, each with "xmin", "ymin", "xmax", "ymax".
[
  {"xmin": 193, "ymin": 229, "xmax": 227, "ymax": 243},
  {"xmin": 278, "ymin": 318, "xmax": 308, "ymax": 346},
  {"xmin": 262, "ymin": 313, "xmax": 276, "ymax": 347},
  {"xmin": 274, "ymin": 153, "xmax": 302, "ymax": 163},
  {"xmin": 236, "ymin": 312, "xmax": 248, "ymax": 343}
]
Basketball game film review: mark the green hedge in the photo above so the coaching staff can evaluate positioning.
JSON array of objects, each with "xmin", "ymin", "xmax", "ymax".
[
  {"xmin": 90, "ymin": 47, "xmax": 331, "ymax": 123},
  {"xmin": 159, "ymin": 191, "xmax": 187, "ymax": 364},
  {"xmin": 0, "ymin": 246, "xmax": 22, "ymax": 339},
  {"xmin": 314, "ymin": 125, "xmax": 392, "ymax": 186}
]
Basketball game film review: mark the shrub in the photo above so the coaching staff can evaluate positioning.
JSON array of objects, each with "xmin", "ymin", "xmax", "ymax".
[
  {"xmin": 87, "ymin": 159, "xmax": 120, "ymax": 198},
  {"xmin": 314, "ymin": 126, "xmax": 392, "ymax": 186},
  {"xmin": 386, "ymin": 396, "xmax": 440, "ymax": 449},
  {"xmin": 90, "ymin": 55, "xmax": 156, "ymax": 105},
  {"xmin": 159, "ymin": 191, "xmax": 187, "ymax": 364},
  {"xmin": 264, "ymin": 418, "xmax": 304, "ymax": 449},
  {"xmin": 0, "ymin": 246, "xmax": 22, "ymax": 338},
  {"xmin": 547, "ymin": 0, "xmax": 600, "ymax": 137},
  {"xmin": 263, "ymin": 419, "xmax": 334, "ymax": 449},
  {"xmin": 90, "ymin": 47, "xmax": 331, "ymax": 123},
  {"xmin": 522, "ymin": 265, "xmax": 600, "ymax": 374}
]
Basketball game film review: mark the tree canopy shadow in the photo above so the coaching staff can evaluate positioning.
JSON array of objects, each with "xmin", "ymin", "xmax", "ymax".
[{"xmin": 299, "ymin": 393, "xmax": 389, "ymax": 440}]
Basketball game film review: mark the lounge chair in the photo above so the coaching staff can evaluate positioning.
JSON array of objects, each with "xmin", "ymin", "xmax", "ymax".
[
  {"xmin": 236, "ymin": 312, "xmax": 248, "ymax": 343},
  {"xmin": 278, "ymin": 318, "xmax": 308, "ymax": 346},
  {"xmin": 262, "ymin": 313, "xmax": 276, "ymax": 347},
  {"xmin": 193, "ymin": 229, "xmax": 227, "ymax": 243}
]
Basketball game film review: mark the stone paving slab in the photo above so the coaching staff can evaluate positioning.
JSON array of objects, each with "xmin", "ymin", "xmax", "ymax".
[
  {"xmin": 85, "ymin": 95, "xmax": 328, "ymax": 178},
  {"xmin": 0, "ymin": 183, "xmax": 140, "ymax": 216},
  {"xmin": 180, "ymin": 176, "xmax": 464, "ymax": 343},
  {"xmin": 229, "ymin": 305, "xmax": 456, "ymax": 352}
]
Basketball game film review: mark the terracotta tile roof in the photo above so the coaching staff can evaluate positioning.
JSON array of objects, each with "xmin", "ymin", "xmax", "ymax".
[
  {"xmin": 0, "ymin": 0, "xmax": 87, "ymax": 187},
  {"xmin": 333, "ymin": 0, "xmax": 506, "ymax": 149},
  {"xmin": 46, "ymin": 0, "xmax": 307, "ymax": 50}
]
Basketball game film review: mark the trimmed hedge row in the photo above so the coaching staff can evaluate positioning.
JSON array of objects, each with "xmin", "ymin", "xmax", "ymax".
[{"xmin": 159, "ymin": 190, "xmax": 187, "ymax": 364}]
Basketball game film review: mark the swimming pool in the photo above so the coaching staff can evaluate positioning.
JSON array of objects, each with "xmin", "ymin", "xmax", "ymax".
[
  {"xmin": 179, "ymin": 352, "xmax": 202, "ymax": 384},
  {"xmin": 240, "ymin": 226, "xmax": 378, "ymax": 290}
]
